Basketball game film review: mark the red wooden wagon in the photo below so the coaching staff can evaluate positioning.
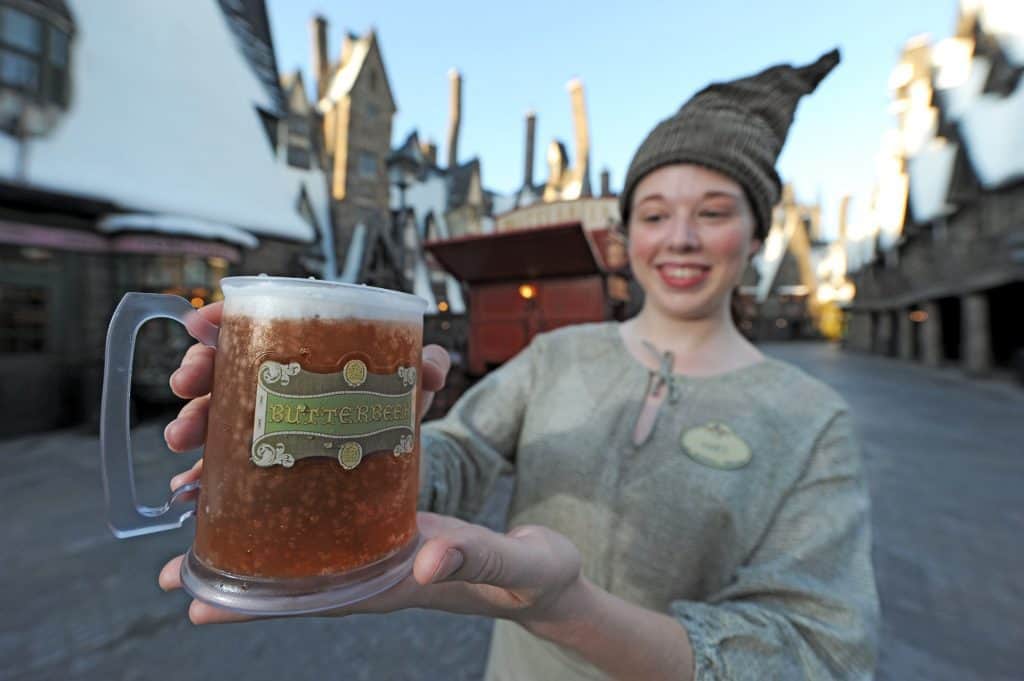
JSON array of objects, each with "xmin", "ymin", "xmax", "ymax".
[{"xmin": 425, "ymin": 220, "xmax": 629, "ymax": 377}]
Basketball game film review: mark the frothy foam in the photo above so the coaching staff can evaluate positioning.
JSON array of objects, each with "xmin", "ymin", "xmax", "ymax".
[{"xmin": 222, "ymin": 278, "xmax": 426, "ymax": 322}]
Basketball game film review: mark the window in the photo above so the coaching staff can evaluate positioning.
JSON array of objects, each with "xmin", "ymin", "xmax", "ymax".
[
  {"xmin": 0, "ymin": 6, "xmax": 72, "ymax": 107},
  {"xmin": 286, "ymin": 112, "xmax": 311, "ymax": 169},
  {"xmin": 1, "ymin": 8, "xmax": 41, "ymax": 53},
  {"xmin": 287, "ymin": 145, "xmax": 311, "ymax": 169},
  {"xmin": 0, "ymin": 283, "xmax": 48, "ymax": 353},
  {"xmin": 358, "ymin": 151, "xmax": 377, "ymax": 178},
  {"xmin": 366, "ymin": 102, "xmax": 379, "ymax": 119}
]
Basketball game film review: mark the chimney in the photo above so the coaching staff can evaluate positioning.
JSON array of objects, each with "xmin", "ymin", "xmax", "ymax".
[
  {"xmin": 567, "ymin": 78, "xmax": 591, "ymax": 197},
  {"xmin": 523, "ymin": 110, "xmax": 536, "ymax": 189},
  {"xmin": 311, "ymin": 15, "xmax": 329, "ymax": 100},
  {"xmin": 838, "ymin": 195, "xmax": 851, "ymax": 244},
  {"xmin": 420, "ymin": 139, "xmax": 438, "ymax": 166},
  {"xmin": 600, "ymin": 168, "xmax": 610, "ymax": 197},
  {"xmin": 447, "ymin": 69, "xmax": 462, "ymax": 169},
  {"xmin": 341, "ymin": 33, "xmax": 355, "ymax": 67}
]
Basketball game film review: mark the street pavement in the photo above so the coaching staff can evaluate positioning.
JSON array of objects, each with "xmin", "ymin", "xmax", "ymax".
[{"xmin": 1, "ymin": 342, "xmax": 1021, "ymax": 681}]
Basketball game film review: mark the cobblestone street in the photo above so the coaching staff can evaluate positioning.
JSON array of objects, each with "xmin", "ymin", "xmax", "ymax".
[{"xmin": 1, "ymin": 342, "xmax": 1022, "ymax": 681}]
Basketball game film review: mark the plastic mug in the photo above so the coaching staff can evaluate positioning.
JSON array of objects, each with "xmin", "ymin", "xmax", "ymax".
[{"xmin": 100, "ymin": 276, "xmax": 427, "ymax": 614}]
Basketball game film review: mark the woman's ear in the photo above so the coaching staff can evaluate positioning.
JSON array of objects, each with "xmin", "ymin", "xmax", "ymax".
[{"xmin": 748, "ymin": 238, "xmax": 763, "ymax": 259}]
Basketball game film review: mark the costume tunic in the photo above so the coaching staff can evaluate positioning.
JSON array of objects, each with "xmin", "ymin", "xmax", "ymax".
[{"xmin": 420, "ymin": 322, "xmax": 879, "ymax": 680}]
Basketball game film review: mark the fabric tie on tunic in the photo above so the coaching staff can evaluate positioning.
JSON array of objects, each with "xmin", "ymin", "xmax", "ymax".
[
  {"xmin": 632, "ymin": 341, "xmax": 680, "ymax": 446},
  {"xmin": 642, "ymin": 340, "xmax": 681, "ymax": 405}
]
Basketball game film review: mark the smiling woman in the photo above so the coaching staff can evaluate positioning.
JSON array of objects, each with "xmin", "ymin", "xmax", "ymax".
[
  {"xmin": 160, "ymin": 48, "xmax": 878, "ymax": 681},
  {"xmin": 627, "ymin": 165, "xmax": 760, "ymax": 323}
]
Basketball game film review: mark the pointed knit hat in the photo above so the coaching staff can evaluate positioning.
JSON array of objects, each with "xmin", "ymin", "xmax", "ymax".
[{"xmin": 620, "ymin": 49, "xmax": 841, "ymax": 239}]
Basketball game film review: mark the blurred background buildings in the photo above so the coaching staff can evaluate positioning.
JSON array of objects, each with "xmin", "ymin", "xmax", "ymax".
[
  {"xmin": 0, "ymin": 0, "xmax": 1020, "ymax": 437},
  {"xmin": 843, "ymin": 1, "xmax": 1023, "ymax": 378}
]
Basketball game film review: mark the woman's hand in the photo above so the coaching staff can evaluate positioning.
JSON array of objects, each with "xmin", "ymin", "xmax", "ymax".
[
  {"xmin": 163, "ymin": 301, "xmax": 452, "ymax": 483},
  {"xmin": 159, "ymin": 512, "xmax": 585, "ymax": 627}
]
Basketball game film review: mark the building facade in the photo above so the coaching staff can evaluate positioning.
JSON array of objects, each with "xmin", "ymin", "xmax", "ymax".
[
  {"xmin": 845, "ymin": 2, "xmax": 1023, "ymax": 377},
  {"xmin": 311, "ymin": 18, "xmax": 404, "ymax": 290},
  {"xmin": 0, "ymin": 0, "xmax": 332, "ymax": 436}
]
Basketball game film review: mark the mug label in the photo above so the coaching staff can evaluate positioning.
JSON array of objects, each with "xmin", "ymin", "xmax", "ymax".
[{"xmin": 251, "ymin": 359, "xmax": 417, "ymax": 469}]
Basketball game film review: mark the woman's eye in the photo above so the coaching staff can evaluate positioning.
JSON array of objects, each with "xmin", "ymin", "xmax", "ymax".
[
  {"xmin": 641, "ymin": 214, "xmax": 665, "ymax": 223},
  {"xmin": 699, "ymin": 210, "xmax": 731, "ymax": 220}
]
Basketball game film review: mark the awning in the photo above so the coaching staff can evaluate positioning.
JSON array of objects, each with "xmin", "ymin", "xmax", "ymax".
[
  {"xmin": 424, "ymin": 221, "xmax": 602, "ymax": 284},
  {"xmin": 0, "ymin": 219, "xmax": 241, "ymax": 262},
  {"xmin": 97, "ymin": 213, "xmax": 259, "ymax": 249}
]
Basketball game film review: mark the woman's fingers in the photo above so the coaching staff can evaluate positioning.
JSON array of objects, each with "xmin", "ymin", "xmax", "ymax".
[
  {"xmin": 411, "ymin": 514, "xmax": 580, "ymax": 593},
  {"xmin": 191, "ymin": 301, "xmax": 224, "ymax": 326},
  {"xmin": 169, "ymin": 458, "xmax": 203, "ymax": 492},
  {"xmin": 165, "ymin": 395, "xmax": 211, "ymax": 453},
  {"xmin": 170, "ymin": 344, "xmax": 216, "ymax": 399},
  {"xmin": 159, "ymin": 553, "xmax": 255, "ymax": 625},
  {"xmin": 170, "ymin": 302, "xmax": 221, "ymax": 399},
  {"xmin": 159, "ymin": 554, "xmax": 185, "ymax": 591},
  {"xmin": 422, "ymin": 345, "xmax": 450, "ymax": 392},
  {"xmin": 188, "ymin": 600, "xmax": 255, "ymax": 625},
  {"xmin": 418, "ymin": 345, "xmax": 451, "ymax": 419}
]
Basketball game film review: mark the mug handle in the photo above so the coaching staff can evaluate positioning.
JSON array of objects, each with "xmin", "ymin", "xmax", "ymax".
[{"xmin": 100, "ymin": 293, "xmax": 219, "ymax": 538}]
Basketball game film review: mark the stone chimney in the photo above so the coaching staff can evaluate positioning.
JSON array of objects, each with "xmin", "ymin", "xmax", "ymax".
[
  {"xmin": 838, "ymin": 195, "xmax": 851, "ymax": 244},
  {"xmin": 310, "ymin": 16, "xmax": 329, "ymax": 100},
  {"xmin": 420, "ymin": 139, "xmax": 438, "ymax": 166},
  {"xmin": 567, "ymin": 78, "xmax": 591, "ymax": 197},
  {"xmin": 524, "ymin": 110, "xmax": 536, "ymax": 189},
  {"xmin": 341, "ymin": 33, "xmax": 356, "ymax": 67},
  {"xmin": 600, "ymin": 168, "xmax": 610, "ymax": 197},
  {"xmin": 447, "ymin": 69, "xmax": 462, "ymax": 169}
]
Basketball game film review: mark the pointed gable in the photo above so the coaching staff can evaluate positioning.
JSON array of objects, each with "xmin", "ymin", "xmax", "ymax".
[{"xmin": 322, "ymin": 31, "xmax": 396, "ymax": 113}]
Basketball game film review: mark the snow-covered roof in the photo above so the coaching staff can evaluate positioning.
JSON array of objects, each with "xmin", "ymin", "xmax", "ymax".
[
  {"xmin": 217, "ymin": 0, "xmax": 285, "ymax": 113},
  {"xmin": 339, "ymin": 224, "xmax": 368, "ymax": 283},
  {"xmin": 390, "ymin": 173, "xmax": 452, "ymax": 240},
  {"xmin": 322, "ymin": 36, "xmax": 370, "ymax": 106},
  {"xmin": 938, "ymin": 57, "xmax": 991, "ymax": 121},
  {"xmin": 0, "ymin": 1, "xmax": 325, "ymax": 243},
  {"xmin": 443, "ymin": 271, "xmax": 466, "ymax": 314},
  {"xmin": 959, "ymin": 79, "xmax": 1024, "ymax": 188},
  {"xmin": 907, "ymin": 140, "xmax": 958, "ymax": 222},
  {"xmin": 756, "ymin": 215, "xmax": 792, "ymax": 303},
  {"xmin": 412, "ymin": 257, "xmax": 437, "ymax": 311},
  {"xmin": 388, "ymin": 171, "xmax": 466, "ymax": 314},
  {"xmin": 490, "ymin": 192, "xmax": 518, "ymax": 216},
  {"xmin": 97, "ymin": 213, "xmax": 259, "ymax": 248},
  {"xmin": 977, "ymin": 0, "xmax": 1024, "ymax": 66}
]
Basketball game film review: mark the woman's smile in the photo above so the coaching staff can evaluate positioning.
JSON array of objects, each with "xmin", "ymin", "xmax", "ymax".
[{"xmin": 655, "ymin": 263, "xmax": 711, "ymax": 289}]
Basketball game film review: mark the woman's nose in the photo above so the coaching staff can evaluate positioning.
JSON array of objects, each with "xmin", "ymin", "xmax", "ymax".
[{"xmin": 666, "ymin": 216, "xmax": 700, "ymax": 250}]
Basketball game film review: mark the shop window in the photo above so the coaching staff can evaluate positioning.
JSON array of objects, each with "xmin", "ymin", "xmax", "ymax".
[
  {"xmin": 0, "ymin": 283, "xmax": 47, "ymax": 352},
  {"xmin": 0, "ymin": 4, "xmax": 72, "ymax": 108}
]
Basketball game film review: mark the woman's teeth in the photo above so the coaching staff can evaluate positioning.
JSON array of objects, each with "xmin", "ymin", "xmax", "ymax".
[{"xmin": 663, "ymin": 266, "xmax": 705, "ymax": 278}]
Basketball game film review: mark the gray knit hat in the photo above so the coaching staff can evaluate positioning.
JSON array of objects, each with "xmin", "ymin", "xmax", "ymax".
[{"xmin": 620, "ymin": 49, "xmax": 840, "ymax": 239}]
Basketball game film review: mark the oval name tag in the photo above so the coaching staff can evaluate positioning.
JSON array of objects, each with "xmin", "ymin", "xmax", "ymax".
[{"xmin": 681, "ymin": 421, "xmax": 752, "ymax": 469}]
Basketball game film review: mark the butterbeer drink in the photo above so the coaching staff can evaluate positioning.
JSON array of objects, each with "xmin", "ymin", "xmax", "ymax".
[{"xmin": 182, "ymin": 276, "xmax": 427, "ymax": 612}]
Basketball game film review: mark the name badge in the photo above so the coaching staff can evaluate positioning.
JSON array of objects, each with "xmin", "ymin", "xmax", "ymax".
[{"xmin": 681, "ymin": 422, "xmax": 752, "ymax": 469}]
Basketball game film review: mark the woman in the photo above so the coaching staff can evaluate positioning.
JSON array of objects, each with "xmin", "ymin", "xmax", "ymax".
[{"xmin": 161, "ymin": 48, "xmax": 879, "ymax": 680}]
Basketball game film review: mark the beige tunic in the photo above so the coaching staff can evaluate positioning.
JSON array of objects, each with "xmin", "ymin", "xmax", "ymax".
[{"xmin": 420, "ymin": 322, "xmax": 879, "ymax": 680}]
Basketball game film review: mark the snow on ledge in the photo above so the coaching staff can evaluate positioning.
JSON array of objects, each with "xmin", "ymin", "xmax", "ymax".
[
  {"xmin": 938, "ymin": 57, "xmax": 991, "ymax": 122},
  {"xmin": 979, "ymin": 0, "xmax": 1024, "ymax": 66},
  {"xmin": 907, "ymin": 139, "xmax": 958, "ymax": 223},
  {"xmin": 959, "ymin": 80, "xmax": 1024, "ymax": 189},
  {"xmin": 97, "ymin": 213, "xmax": 259, "ymax": 249}
]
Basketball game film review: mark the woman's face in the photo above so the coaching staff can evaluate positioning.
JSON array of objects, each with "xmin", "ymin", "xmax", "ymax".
[{"xmin": 627, "ymin": 164, "xmax": 761, "ymax": 323}]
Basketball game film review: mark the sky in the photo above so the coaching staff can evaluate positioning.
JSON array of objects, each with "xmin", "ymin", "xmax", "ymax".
[{"xmin": 267, "ymin": 0, "xmax": 959, "ymax": 239}]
